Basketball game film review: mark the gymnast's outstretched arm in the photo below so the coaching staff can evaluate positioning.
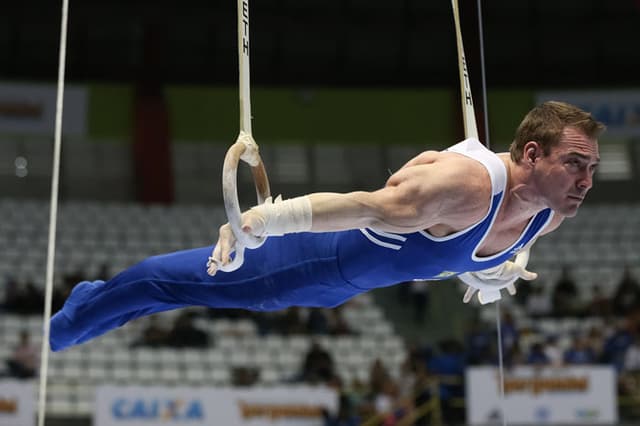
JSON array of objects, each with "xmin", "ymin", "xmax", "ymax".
[{"xmin": 209, "ymin": 151, "xmax": 492, "ymax": 275}]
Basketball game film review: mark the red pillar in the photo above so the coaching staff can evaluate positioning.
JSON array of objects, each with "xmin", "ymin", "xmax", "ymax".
[{"xmin": 132, "ymin": 21, "xmax": 174, "ymax": 204}]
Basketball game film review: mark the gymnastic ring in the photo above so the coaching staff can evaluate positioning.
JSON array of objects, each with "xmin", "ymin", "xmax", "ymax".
[{"xmin": 219, "ymin": 131, "xmax": 271, "ymax": 272}]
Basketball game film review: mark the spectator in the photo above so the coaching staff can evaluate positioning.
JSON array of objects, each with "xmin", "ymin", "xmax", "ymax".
[
  {"xmin": 278, "ymin": 307, "xmax": 306, "ymax": 335},
  {"xmin": 612, "ymin": 265, "xmax": 640, "ymax": 316},
  {"xmin": 526, "ymin": 342, "xmax": 550, "ymax": 366},
  {"xmin": 2, "ymin": 276, "xmax": 20, "ymax": 312},
  {"xmin": 368, "ymin": 358, "xmax": 392, "ymax": 397},
  {"xmin": 464, "ymin": 320, "xmax": 492, "ymax": 365},
  {"xmin": 623, "ymin": 334, "xmax": 640, "ymax": 372},
  {"xmin": 505, "ymin": 341, "xmax": 526, "ymax": 368},
  {"xmin": 409, "ymin": 281, "xmax": 430, "ymax": 324},
  {"xmin": 427, "ymin": 339, "xmax": 466, "ymax": 425},
  {"xmin": 602, "ymin": 319, "xmax": 635, "ymax": 371},
  {"xmin": 543, "ymin": 335, "xmax": 564, "ymax": 367},
  {"xmin": 587, "ymin": 284, "xmax": 611, "ymax": 317},
  {"xmin": 563, "ymin": 335, "xmax": 596, "ymax": 365},
  {"xmin": 399, "ymin": 342, "xmax": 432, "ymax": 394},
  {"xmin": 8, "ymin": 280, "xmax": 44, "ymax": 315},
  {"xmin": 6, "ymin": 330, "xmax": 38, "ymax": 379},
  {"xmin": 301, "ymin": 340, "xmax": 334, "ymax": 384},
  {"xmin": 499, "ymin": 311, "xmax": 519, "ymax": 359},
  {"xmin": 307, "ymin": 308, "xmax": 330, "ymax": 335},
  {"xmin": 131, "ymin": 316, "xmax": 168, "ymax": 347},
  {"xmin": 328, "ymin": 308, "xmax": 353, "ymax": 336},
  {"xmin": 551, "ymin": 265, "xmax": 579, "ymax": 317},
  {"xmin": 232, "ymin": 366, "xmax": 259, "ymax": 386},
  {"xmin": 96, "ymin": 263, "xmax": 112, "ymax": 281},
  {"xmin": 512, "ymin": 278, "xmax": 532, "ymax": 307},
  {"xmin": 62, "ymin": 269, "xmax": 86, "ymax": 300},
  {"xmin": 372, "ymin": 378, "xmax": 406, "ymax": 425},
  {"xmin": 585, "ymin": 325, "xmax": 606, "ymax": 362},
  {"xmin": 525, "ymin": 285, "xmax": 552, "ymax": 318},
  {"xmin": 165, "ymin": 312, "xmax": 209, "ymax": 348},
  {"xmin": 410, "ymin": 363, "xmax": 433, "ymax": 426},
  {"xmin": 324, "ymin": 394, "xmax": 360, "ymax": 426}
]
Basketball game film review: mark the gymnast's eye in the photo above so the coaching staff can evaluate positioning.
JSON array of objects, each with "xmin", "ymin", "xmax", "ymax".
[{"xmin": 566, "ymin": 159, "xmax": 581, "ymax": 170}]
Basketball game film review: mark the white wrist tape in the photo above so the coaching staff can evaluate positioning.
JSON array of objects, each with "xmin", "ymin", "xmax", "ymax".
[{"xmin": 249, "ymin": 195, "xmax": 313, "ymax": 236}]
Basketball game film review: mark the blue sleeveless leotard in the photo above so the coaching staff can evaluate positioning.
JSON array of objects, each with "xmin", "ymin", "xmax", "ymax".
[{"xmin": 50, "ymin": 139, "xmax": 553, "ymax": 351}]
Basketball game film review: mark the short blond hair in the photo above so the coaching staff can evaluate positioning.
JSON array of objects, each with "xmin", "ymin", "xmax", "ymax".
[{"xmin": 510, "ymin": 101, "xmax": 606, "ymax": 162}]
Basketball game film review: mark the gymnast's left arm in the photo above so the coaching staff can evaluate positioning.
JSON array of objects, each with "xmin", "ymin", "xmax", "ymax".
[
  {"xmin": 210, "ymin": 188, "xmax": 432, "ymax": 269},
  {"xmin": 209, "ymin": 156, "xmax": 484, "ymax": 272}
]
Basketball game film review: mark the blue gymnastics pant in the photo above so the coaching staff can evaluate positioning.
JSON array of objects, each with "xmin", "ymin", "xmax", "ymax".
[{"xmin": 49, "ymin": 233, "xmax": 365, "ymax": 351}]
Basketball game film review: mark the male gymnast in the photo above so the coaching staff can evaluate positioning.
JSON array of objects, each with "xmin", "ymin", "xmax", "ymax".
[{"xmin": 50, "ymin": 101, "xmax": 604, "ymax": 351}]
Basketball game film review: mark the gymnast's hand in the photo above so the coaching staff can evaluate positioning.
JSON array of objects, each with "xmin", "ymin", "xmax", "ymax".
[
  {"xmin": 459, "ymin": 248, "xmax": 537, "ymax": 304},
  {"xmin": 207, "ymin": 210, "xmax": 267, "ymax": 276},
  {"xmin": 207, "ymin": 195, "xmax": 313, "ymax": 276}
]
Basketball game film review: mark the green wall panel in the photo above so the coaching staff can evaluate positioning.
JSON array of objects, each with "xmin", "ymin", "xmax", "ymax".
[
  {"xmin": 487, "ymin": 89, "xmax": 535, "ymax": 150},
  {"xmin": 87, "ymin": 84, "xmax": 535, "ymax": 149},
  {"xmin": 88, "ymin": 84, "xmax": 133, "ymax": 141},
  {"xmin": 165, "ymin": 87, "xmax": 455, "ymax": 145}
]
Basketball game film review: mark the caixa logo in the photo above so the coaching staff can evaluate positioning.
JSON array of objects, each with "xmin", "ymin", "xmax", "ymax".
[
  {"xmin": 112, "ymin": 398, "xmax": 204, "ymax": 421},
  {"xmin": 576, "ymin": 408, "xmax": 600, "ymax": 420}
]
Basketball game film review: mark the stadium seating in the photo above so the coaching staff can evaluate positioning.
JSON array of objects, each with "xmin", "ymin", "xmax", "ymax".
[{"xmin": 1, "ymin": 198, "xmax": 639, "ymax": 416}]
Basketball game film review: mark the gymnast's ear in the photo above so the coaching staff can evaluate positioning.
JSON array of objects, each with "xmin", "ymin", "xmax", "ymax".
[{"xmin": 523, "ymin": 141, "xmax": 540, "ymax": 164}]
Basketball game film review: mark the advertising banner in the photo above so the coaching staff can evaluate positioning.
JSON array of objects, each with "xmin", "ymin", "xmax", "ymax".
[
  {"xmin": 0, "ymin": 82, "xmax": 87, "ymax": 135},
  {"xmin": 0, "ymin": 380, "xmax": 34, "ymax": 426},
  {"xmin": 466, "ymin": 366, "xmax": 617, "ymax": 425},
  {"xmin": 95, "ymin": 385, "xmax": 338, "ymax": 426},
  {"xmin": 536, "ymin": 90, "xmax": 640, "ymax": 138}
]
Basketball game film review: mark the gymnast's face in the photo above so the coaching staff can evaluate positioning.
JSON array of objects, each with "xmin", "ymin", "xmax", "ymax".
[{"xmin": 531, "ymin": 127, "xmax": 600, "ymax": 217}]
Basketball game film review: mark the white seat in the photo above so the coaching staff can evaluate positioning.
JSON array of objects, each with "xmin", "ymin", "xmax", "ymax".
[
  {"xmin": 216, "ymin": 335, "xmax": 237, "ymax": 352},
  {"xmin": 75, "ymin": 383, "xmax": 94, "ymax": 401},
  {"xmin": 112, "ymin": 365, "xmax": 133, "ymax": 384},
  {"xmin": 0, "ymin": 346, "xmax": 11, "ymax": 362},
  {"xmin": 275, "ymin": 351, "xmax": 300, "ymax": 370},
  {"xmin": 182, "ymin": 349, "xmax": 204, "ymax": 365},
  {"xmin": 249, "ymin": 350, "xmax": 275, "ymax": 368},
  {"xmin": 87, "ymin": 349, "xmax": 112, "ymax": 367},
  {"xmin": 111, "ymin": 350, "xmax": 131, "ymax": 367},
  {"xmin": 59, "ymin": 348, "xmax": 87, "ymax": 366},
  {"xmin": 263, "ymin": 335, "xmax": 285, "ymax": 353},
  {"xmin": 76, "ymin": 400, "xmax": 94, "ymax": 416},
  {"xmin": 287, "ymin": 335, "xmax": 311, "ymax": 353},
  {"xmin": 334, "ymin": 337, "xmax": 358, "ymax": 354},
  {"xmin": 86, "ymin": 365, "xmax": 109, "ymax": 383},
  {"xmin": 48, "ymin": 399, "xmax": 75, "ymax": 417},
  {"xmin": 158, "ymin": 348, "xmax": 181, "ymax": 367},
  {"xmin": 208, "ymin": 367, "xmax": 230, "ymax": 385},
  {"xmin": 235, "ymin": 320, "xmax": 257, "ymax": 336},
  {"xmin": 203, "ymin": 350, "xmax": 225, "ymax": 367},
  {"xmin": 132, "ymin": 349, "xmax": 157, "ymax": 368},
  {"xmin": 159, "ymin": 368, "xmax": 182, "ymax": 384},
  {"xmin": 228, "ymin": 351, "xmax": 251, "ymax": 367},
  {"xmin": 259, "ymin": 367, "xmax": 280, "ymax": 385},
  {"xmin": 133, "ymin": 367, "xmax": 156, "ymax": 385},
  {"xmin": 358, "ymin": 337, "xmax": 378, "ymax": 353},
  {"xmin": 62, "ymin": 364, "xmax": 85, "ymax": 382},
  {"xmin": 185, "ymin": 366, "xmax": 207, "ymax": 385}
]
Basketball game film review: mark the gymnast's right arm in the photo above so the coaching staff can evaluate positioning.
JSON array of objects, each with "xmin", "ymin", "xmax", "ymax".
[{"xmin": 209, "ymin": 154, "xmax": 489, "ymax": 272}]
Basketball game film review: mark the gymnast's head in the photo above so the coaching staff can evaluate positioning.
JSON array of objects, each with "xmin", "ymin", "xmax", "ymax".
[{"xmin": 510, "ymin": 101, "xmax": 606, "ymax": 216}]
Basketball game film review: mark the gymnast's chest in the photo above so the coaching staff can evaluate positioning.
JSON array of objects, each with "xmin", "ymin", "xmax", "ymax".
[{"xmin": 475, "ymin": 220, "xmax": 529, "ymax": 257}]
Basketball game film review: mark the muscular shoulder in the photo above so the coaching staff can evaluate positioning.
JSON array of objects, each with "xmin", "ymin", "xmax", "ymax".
[
  {"xmin": 434, "ymin": 152, "xmax": 494, "ymax": 225},
  {"xmin": 386, "ymin": 151, "xmax": 493, "ymax": 227}
]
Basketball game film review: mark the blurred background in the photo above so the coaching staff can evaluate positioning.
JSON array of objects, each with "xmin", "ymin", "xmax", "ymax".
[{"xmin": 1, "ymin": 0, "xmax": 639, "ymax": 425}]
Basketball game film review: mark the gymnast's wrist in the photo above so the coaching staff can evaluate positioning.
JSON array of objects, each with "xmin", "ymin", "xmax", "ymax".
[{"xmin": 249, "ymin": 195, "xmax": 312, "ymax": 236}]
